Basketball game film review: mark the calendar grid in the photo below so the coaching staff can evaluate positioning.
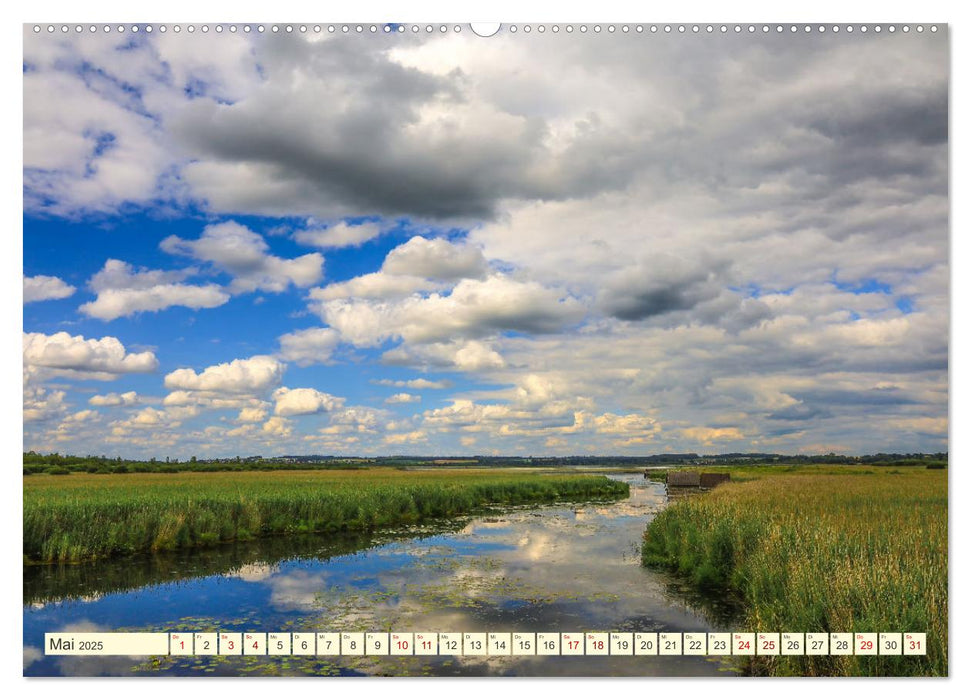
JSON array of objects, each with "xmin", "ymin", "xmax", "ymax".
[{"xmin": 44, "ymin": 632, "xmax": 927, "ymax": 657}]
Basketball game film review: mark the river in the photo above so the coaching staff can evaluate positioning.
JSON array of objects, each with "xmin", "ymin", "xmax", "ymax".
[{"xmin": 23, "ymin": 474, "xmax": 738, "ymax": 676}]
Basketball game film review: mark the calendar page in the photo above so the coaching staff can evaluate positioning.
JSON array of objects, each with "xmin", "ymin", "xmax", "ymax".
[{"xmin": 21, "ymin": 16, "xmax": 949, "ymax": 681}]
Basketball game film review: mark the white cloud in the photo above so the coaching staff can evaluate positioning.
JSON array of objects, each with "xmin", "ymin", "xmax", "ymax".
[
  {"xmin": 885, "ymin": 416, "xmax": 948, "ymax": 435},
  {"xmin": 161, "ymin": 221, "xmax": 324, "ymax": 294},
  {"xmin": 23, "ymin": 331, "xmax": 158, "ymax": 379},
  {"xmin": 20, "ymin": 31, "xmax": 949, "ymax": 457},
  {"xmin": 381, "ymin": 236, "xmax": 487, "ymax": 280},
  {"xmin": 109, "ymin": 406, "xmax": 200, "ymax": 436},
  {"xmin": 23, "ymin": 275, "xmax": 75, "ymax": 303},
  {"xmin": 384, "ymin": 430, "xmax": 428, "ymax": 445},
  {"xmin": 321, "ymin": 407, "xmax": 385, "ymax": 435},
  {"xmin": 293, "ymin": 221, "xmax": 384, "ymax": 249},
  {"xmin": 272, "ymin": 387, "xmax": 345, "ymax": 417},
  {"xmin": 164, "ymin": 355, "xmax": 284, "ymax": 395},
  {"xmin": 24, "ymin": 386, "xmax": 67, "ymax": 422},
  {"xmin": 78, "ymin": 259, "xmax": 229, "ymax": 321},
  {"xmin": 23, "ymin": 45, "xmax": 174, "ymax": 216},
  {"xmin": 89, "ymin": 391, "xmax": 140, "ymax": 407},
  {"xmin": 237, "ymin": 405, "xmax": 269, "ymax": 423},
  {"xmin": 382, "ymin": 339, "xmax": 505, "ymax": 372},
  {"xmin": 162, "ymin": 391, "xmax": 266, "ymax": 410},
  {"xmin": 64, "ymin": 409, "xmax": 99, "ymax": 424},
  {"xmin": 262, "ymin": 416, "xmax": 292, "ymax": 437},
  {"xmin": 317, "ymin": 274, "xmax": 583, "ymax": 346},
  {"xmin": 385, "ymin": 393, "xmax": 420, "ymax": 404},
  {"xmin": 678, "ymin": 426, "xmax": 746, "ymax": 446},
  {"xmin": 374, "ymin": 377, "xmax": 451, "ymax": 390},
  {"xmin": 277, "ymin": 327, "xmax": 341, "ymax": 366},
  {"xmin": 312, "ymin": 273, "xmax": 441, "ymax": 301},
  {"xmin": 312, "ymin": 236, "xmax": 487, "ymax": 303},
  {"xmin": 88, "ymin": 258, "xmax": 190, "ymax": 291},
  {"xmin": 592, "ymin": 413, "xmax": 660, "ymax": 438}
]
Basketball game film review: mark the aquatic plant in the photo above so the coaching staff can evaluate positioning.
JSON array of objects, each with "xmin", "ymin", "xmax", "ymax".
[
  {"xmin": 642, "ymin": 468, "xmax": 946, "ymax": 676},
  {"xmin": 24, "ymin": 469, "xmax": 628, "ymax": 563}
]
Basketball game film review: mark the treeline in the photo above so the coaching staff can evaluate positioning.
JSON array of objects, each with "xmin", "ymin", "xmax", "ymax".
[
  {"xmin": 22, "ymin": 452, "xmax": 369, "ymax": 476},
  {"xmin": 23, "ymin": 450, "xmax": 947, "ymax": 476}
]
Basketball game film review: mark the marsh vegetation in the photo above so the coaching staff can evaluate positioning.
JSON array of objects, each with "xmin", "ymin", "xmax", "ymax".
[{"xmin": 642, "ymin": 466, "xmax": 946, "ymax": 676}]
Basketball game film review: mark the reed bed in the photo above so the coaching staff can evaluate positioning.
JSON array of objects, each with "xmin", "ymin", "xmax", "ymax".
[
  {"xmin": 642, "ymin": 469, "xmax": 946, "ymax": 676},
  {"xmin": 24, "ymin": 469, "xmax": 627, "ymax": 564}
]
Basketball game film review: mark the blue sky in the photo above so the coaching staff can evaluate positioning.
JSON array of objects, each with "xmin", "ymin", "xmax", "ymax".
[{"xmin": 22, "ymin": 25, "xmax": 949, "ymax": 458}]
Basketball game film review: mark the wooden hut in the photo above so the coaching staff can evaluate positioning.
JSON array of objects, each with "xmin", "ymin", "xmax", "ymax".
[
  {"xmin": 699, "ymin": 473, "xmax": 731, "ymax": 488},
  {"xmin": 666, "ymin": 470, "xmax": 701, "ymax": 487}
]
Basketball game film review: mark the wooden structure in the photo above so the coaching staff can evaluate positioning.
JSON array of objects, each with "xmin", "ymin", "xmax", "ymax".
[
  {"xmin": 699, "ymin": 473, "xmax": 731, "ymax": 488},
  {"xmin": 666, "ymin": 471, "xmax": 701, "ymax": 487},
  {"xmin": 665, "ymin": 471, "xmax": 731, "ymax": 489}
]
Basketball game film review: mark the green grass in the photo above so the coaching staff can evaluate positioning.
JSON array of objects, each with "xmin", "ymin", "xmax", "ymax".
[
  {"xmin": 24, "ymin": 469, "xmax": 628, "ymax": 563},
  {"xmin": 642, "ymin": 466, "xmax": 946, "ymax": 676}
]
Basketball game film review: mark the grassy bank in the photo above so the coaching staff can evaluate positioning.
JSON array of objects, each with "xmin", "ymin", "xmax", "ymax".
[
  {"xmin": 25, "ymin": 469, "xmax": 628, "ymax": 563},
  {"xmin": 642, "ymin": 467, "xmax": 946, "ymax": 676}
]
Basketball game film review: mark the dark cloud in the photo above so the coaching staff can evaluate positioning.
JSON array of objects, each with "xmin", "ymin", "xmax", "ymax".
[
  {"xmin": 600, "ymin": 258, "xmax": 729, "ymax": 322},
  {"xmin": 789, "ymin": 388, "xmax": 920, "ymax": 407},
  {"xmin": 807, "ymin": 87, "xmax": 948, "ymax": 149},
  {"xmin": 767, "ymin": 405, "xmax": 832, "ymax": 422}
]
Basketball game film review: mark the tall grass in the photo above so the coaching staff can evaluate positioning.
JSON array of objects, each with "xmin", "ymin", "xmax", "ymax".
[
  {"xmin": 25, "ymin": 469, "xmax": 627, "ymax": 563},
  {"xmin": 642, "ymin": 469, "xmax": 946, "ymax": 676}
]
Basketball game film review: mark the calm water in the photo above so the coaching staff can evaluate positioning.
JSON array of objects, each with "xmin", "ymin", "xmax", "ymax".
[{"xmin": 23, "ymin": 474, "xmax": 739, "ymax": 676}]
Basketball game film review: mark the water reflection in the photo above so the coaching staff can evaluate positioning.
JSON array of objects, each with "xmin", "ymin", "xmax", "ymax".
[
  {"xmin": 24, "ymin": 476, "xmax": 737, "ymax": 677},
  {"xmin": 24, "ymin": 524, "xmax": 466, "ymax": 606}
]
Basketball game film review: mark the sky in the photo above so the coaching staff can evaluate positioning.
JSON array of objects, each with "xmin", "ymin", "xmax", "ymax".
[{"xmin": 21, "ymin": 24, "xmax": 949, "ymax": 459}]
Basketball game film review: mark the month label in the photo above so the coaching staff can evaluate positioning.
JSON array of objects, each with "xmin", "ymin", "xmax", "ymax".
[{"xmin": 44, "ymin": 633, "xmax": 168, "ymax": 656}]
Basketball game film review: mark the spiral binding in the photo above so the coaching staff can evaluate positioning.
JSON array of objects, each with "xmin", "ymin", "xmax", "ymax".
[{"xmin": 30, "ymin": 23, "xmax": 942, "ymax": 36}]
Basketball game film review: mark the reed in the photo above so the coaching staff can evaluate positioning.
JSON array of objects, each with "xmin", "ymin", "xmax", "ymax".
[
  {"xmin": 24, "ymin": 469, "xmax": 627, "ymax": 563},
  {"xmin": 642, "ymin": 468, "xmax": 946, "ymax": 676}
]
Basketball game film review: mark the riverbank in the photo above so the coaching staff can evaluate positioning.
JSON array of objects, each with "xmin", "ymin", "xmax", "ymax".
[
  {"xmin": 24, "ymin": 469, "xmax": 628, "ymax": 563},
  {"xmin": 642, "ymin": 467, "xmax": 946, "ymax": 676}
]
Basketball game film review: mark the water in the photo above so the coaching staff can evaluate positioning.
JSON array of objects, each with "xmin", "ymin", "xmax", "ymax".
[{"xmin": 23, "ymin": 474, "xmax": 739, "ymax": 676}]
